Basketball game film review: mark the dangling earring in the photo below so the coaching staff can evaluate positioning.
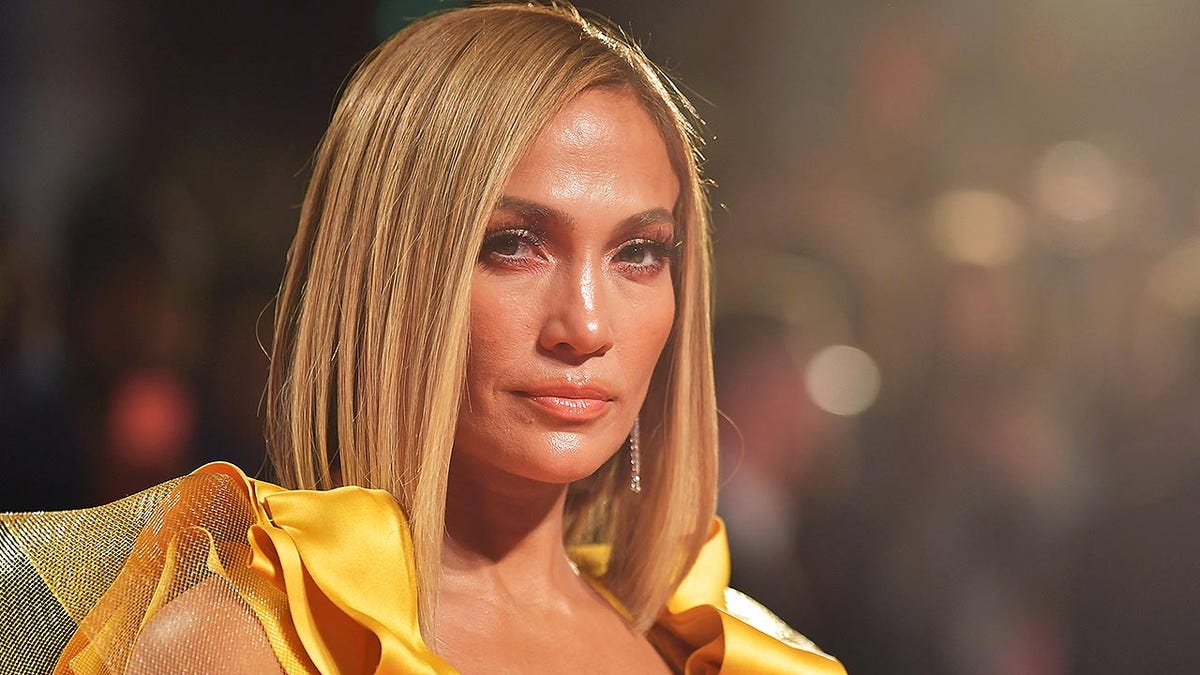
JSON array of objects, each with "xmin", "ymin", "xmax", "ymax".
[{"xmin": 628, "ymin": 416, "xmax": 642, "ymax": 494}]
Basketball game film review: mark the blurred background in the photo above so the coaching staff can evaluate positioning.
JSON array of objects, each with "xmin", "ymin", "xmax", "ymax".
[{"xmin": 3, "ymin": 1, "xmax": 1198, "ymax": 673}]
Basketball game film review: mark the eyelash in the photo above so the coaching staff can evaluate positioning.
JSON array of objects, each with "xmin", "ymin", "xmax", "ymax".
[
  {"xmin": 478, "ymin": 227, "xmax": 546, "ymax": 269},
  {"xmin": 478, "ymin": 227, "xmax": 678, "ymax": 276},
  {"xmin": 612, "ymin": 239, "xmax": 677, "ymax": 276}
]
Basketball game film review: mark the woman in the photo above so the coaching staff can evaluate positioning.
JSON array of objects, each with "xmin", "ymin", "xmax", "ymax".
[{"xmin": 1, "ymin": 4, "xmax": 846, "ymax": 673}]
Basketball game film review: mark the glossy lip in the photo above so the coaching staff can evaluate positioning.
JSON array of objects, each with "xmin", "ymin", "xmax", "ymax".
[{"xmin": 514, "ymin": 382, "xmax": 615, "ymax": 422}]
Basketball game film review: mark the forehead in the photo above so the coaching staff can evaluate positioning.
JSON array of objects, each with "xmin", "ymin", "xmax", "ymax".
[{"xmin": 502, "ymin": 87, "xmax": 680, "ymax": 210}]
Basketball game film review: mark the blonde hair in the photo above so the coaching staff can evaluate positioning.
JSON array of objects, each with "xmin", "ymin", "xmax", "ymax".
[{"xmin": 265, "ymin": 2, "xmax": 717, "ymax": 637}]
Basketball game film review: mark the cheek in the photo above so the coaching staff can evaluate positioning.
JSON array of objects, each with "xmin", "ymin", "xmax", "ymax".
[
  {"xmin": 466, "ymin": 281, "xmax": 535, "ymax": 390},
  {"xmin": 622, "ymin": 282, "xmax": 676, "ymax": 379}
]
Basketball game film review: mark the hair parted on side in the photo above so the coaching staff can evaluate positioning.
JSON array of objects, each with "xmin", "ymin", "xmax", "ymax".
[{"xmin": 265, "ymin": 2, "xmax": 718, "ymax": 638}]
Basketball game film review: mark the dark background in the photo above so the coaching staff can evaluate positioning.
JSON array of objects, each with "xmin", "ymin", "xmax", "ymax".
[{"xmin": 4, "ymin": 2, "xmax": 1199, "ymax": 673}]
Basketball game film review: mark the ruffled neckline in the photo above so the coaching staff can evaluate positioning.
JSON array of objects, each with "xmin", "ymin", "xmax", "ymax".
[{"xmin": 199, "ymin": 462, "xmax": 846, "ymax": 674}]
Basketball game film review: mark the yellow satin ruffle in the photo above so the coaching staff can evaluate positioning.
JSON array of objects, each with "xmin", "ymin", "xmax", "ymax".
[
  {"xmin": 198, "ymin": 462, "xmax": 455, "ymax": 675},
  {"xmin": 574, "ymin": 519, "xmax": 847, "ymax": 675},
  {"xmin": 51, "ymin": 462, "xmax": 843, "ymax": 674},
  {"xmin": 664, "ymin": 519, "xmax": 846, "ymax": 674}
]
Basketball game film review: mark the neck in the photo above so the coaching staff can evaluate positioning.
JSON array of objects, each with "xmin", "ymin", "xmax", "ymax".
[{"xmin": 441, "ymin": 459, "xmax": 579, "ymax": 599}]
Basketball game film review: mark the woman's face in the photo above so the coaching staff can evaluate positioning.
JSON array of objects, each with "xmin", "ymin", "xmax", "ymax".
[{"xmin": 453, "ymin": 87, "xmax": 679, "ymax": 487}]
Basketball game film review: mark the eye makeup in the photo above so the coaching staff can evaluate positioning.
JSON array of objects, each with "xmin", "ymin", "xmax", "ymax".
[
  {"xmin": 477, "ymin": 200, "xmax": 681, "ymax": 279},
  {"xmin": 479, "ymin": 223, "xmax": 549, "ymax": 269},
  {"xmin": 612, "ymin": 238, "xmax": 676, "ymax": 278}
]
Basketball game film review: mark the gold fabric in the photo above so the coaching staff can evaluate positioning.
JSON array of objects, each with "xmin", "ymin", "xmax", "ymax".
[
  {"xmin": 573, "ymin": 519, "xmax": 846, "ymax": 675},
  {"xmin": 1, "ymin": 463, "xmax": 845, "ymax": 674}
]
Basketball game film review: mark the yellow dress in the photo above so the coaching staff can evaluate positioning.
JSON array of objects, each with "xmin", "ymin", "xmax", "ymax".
[{"xmin": 0, "ymin": 463, "xmax": 846, "ymax": 674}]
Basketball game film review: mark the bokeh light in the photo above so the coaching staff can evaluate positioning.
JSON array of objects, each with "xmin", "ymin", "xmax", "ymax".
[
  {"xmin": 106, "ymin": 369, "xmax": 195, "ymax": 467},
  {"xmin": 1147, "ymin": 236, "xmax": 1200, "ymax": 315},
  {"xmin": 1036, "ymin": 141, "xmax": 1120, "ymax": 223},
  {"xmin": 928, "ymin": 189, "xmax": 1025, "ymax": 267},
  {"xmin": 1034, "ymin": 141, "xmax": 1122, "ymax": 256},
  {"xmin": 804, "ymin": 345, "xmax": 882, "ymax": 417}
]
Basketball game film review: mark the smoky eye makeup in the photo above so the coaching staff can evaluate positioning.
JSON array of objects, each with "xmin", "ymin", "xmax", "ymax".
[
  {"xmin": 477, "ymin": 218, "xmax": 549, "ymax": 267},
  {"xmin": 628, "ymin": 220, "xmax": 678, "ymax": 251},
  {"xmin": 476, "ymin": 206, "xmax": 682, "ymax": 275},
  {"xmin": 611, "ymin": 226, "xmax": 680, "ymax": 277}
]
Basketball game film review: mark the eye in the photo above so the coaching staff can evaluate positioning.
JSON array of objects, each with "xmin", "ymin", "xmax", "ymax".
[
  {"xmin": 479, "ymin": 228, "xmax": 544, "ymax": 267},
  {"xmin": 488, "ymin": 234, "xmax": 530, "ymax": 257},
  {"xmin": 614, "ymin": 239, "xmax": 675, "ymax": 271}
]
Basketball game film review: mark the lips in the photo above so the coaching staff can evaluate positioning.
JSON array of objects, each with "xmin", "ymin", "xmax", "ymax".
[{"xmin": 515, "ymin": 383, "xmax": 614, "ymax": 422}]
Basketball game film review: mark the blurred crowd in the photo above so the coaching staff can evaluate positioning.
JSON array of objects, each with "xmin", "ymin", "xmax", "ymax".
[{"xmin": 3, "ymin": 2, "xmax": 1198, "ymax": 673}]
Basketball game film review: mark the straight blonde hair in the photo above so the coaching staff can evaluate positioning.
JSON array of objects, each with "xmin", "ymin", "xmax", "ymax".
[{"xmin": 265, "ymin": 2, "xmax": 717, "ymax": 637}]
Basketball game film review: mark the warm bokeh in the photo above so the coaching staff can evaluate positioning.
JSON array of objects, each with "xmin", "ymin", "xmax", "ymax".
[{"xmin": 3, "ymin": 2, "xmax": 1197, "ymax": 673}]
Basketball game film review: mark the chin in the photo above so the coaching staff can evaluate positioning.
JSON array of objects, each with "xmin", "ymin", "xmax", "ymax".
[
  {"xmin": 503, "ymin": 429, "xmax": 622, "ymax": 486},
  {"xmin": 452, "ymin": 413, "xmax": 630, "ymax": 486}
]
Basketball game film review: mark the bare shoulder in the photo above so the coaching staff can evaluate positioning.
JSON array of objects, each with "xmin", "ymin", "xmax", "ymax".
[{"xmin": 127, "ymin": 576, "xmax": 285, "ymax": 675}]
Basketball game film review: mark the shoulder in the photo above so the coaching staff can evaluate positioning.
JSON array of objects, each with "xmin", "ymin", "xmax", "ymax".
[{"xmin": 128, "ymin": 577, "xmax": 284, "ymax": 675}]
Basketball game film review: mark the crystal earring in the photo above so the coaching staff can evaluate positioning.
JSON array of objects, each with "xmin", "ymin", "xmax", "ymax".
[{"xmin": 628, "ymin": 416, "xmax": 642, "ymax": 494}]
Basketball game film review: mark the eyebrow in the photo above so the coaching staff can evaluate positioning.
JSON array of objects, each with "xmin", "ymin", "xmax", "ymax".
[{"xmin": 494, "ymin": 196, "xmax": 677, "ymax": 237}]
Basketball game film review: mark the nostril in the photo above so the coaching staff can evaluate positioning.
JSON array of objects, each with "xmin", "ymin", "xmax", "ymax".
[{"xmin": 542, "ymin": 340, "xmax": 609, "ymax": 365}]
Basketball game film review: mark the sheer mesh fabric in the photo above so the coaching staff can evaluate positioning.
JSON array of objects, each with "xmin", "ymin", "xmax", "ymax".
[
  {"xmin": 0, "ymin": 473, "xmax": 312, "ymax": 674},
  {"xmin": 2, "ymin": 468, "xmax": 845, "ymax": 674},
  {"xmin": 0, "ymin": 522, "xmax": 76, "ymax": 674}
]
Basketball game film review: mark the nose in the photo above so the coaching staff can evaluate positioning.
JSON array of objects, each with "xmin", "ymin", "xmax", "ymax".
[{"xmin": 538, "ymin": 260, "xmax": 614, "ymax": 362}]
